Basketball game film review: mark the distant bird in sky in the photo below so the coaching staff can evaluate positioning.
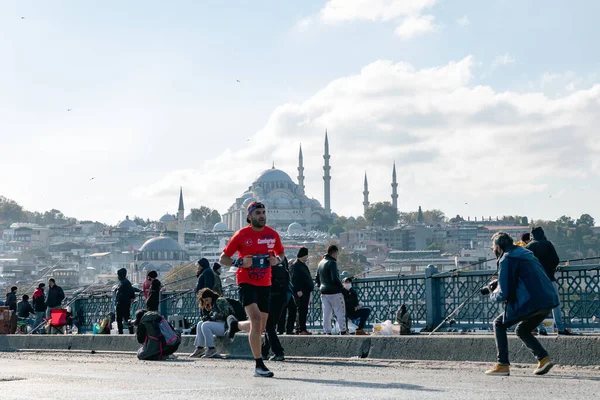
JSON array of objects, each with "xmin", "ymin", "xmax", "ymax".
[
  {"xmin": 464, "ymin": 202, "xmax": 468, "ymax": 205},
  {"xmin": 236, "ymin": 79, "xmax": 241, "ymax": 83},
  {"xmin": 21, "ymin": 17, "xmax": 25, "ymax": 19},
  {"xmin": 90, "ymin": 177, "xmax": 95, "ymax": 181},
  {"xmin": 67, "ymin": 109, "xmax": 72, "ymax": 111}
]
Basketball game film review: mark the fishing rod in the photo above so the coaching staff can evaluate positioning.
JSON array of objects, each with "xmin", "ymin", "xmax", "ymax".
[
  {"xmin": 17, "ymin": 256, "xmax": 65, "ymax": 297},
  {"xmin": 428, "ymin": 257, "xmax": 497, "ymax": 279}
]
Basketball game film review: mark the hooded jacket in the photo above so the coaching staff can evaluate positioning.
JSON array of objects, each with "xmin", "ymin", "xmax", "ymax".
[
  {"xmin": 525, "ymin": 228, "xmax": 560, "ymax": 282},
  {"xmin": 271, "ymin": 258, "xmax": 291, "ymax": 295},
  {"xmin": 213, "ymin": 264, "xmax": 223, "ymax": 296},
  {"xmin": 32, "ymin": 288, "xmax": 47, "ymax": 312},
  {"xmin": 46, "ymin": 284, "xmax": 65, "ymax": 308},
  {"xmin": 17, "ymin": 300, "xmax": 35, "ymax": 318},
  {"xmin": 115, "ymin": 268, "xmax": 136, "ymax": 307},
  {"xmin": 195, "ymin": 259, "xmax": 216, "ymax": 294},
  {"xmin": 146, "ymin": 279, "xmax": 162, "ymax": 312},
  {"xmin": 490, "ymin": 245, "xmax": 559, "ymax": 323},
  {"xmin": 315, "ymin": 254, "xmax": 342, "ymax": 295}
]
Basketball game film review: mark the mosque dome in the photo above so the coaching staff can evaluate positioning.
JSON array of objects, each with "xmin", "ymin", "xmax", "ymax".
[
  {"xmin": 117, "ymin": 216, "xmax": 137, "ymax": 230},
  {"xmin": 292, "ymin": 199, "xmax": 301, "ymax": 207},
  {"xmin": 139, "ymin": 236, "xmax": 183, "ymax": 252},
  {"xmin": 287, "ymin": 222, "xmax": 304, "ymax": 235},
  {"xmin": 213, "ymin": 222, "xmax": 228, "ymax": 232},
  {"xmin": 242, "ymin": 197, "xmax": 256, "ymax": 208},
  {"xmin": 255, "ymin": 168, "xmax": 294, "ymax": 183},
  {"xmin": 159, "ymin": 213, "xmax": 176, "ymax": 222}
]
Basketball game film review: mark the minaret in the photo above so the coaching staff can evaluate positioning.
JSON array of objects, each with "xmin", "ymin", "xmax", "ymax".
[
  {"xmin": 298, "ymin": 144, "xmax": 305, "ymax": 195},
  {"xmin": 391, "ymin": 162, "xmax": 398, "ymax": 211},
  {"xmin": 177, "ymin": 187, "xmax": 185, "ymax": 247},
  {"xmin": 363, "ymin": 172, "xmax": 370, "ymax": 215},
  {"xmin": 323, "ymin": 130, "xmax": 331, "ymax": 214}
]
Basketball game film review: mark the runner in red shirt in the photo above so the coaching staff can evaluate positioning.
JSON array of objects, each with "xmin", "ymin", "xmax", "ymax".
[{"xmin": 220, "ymin": 201, "xmax": 285, "ymax": 378}]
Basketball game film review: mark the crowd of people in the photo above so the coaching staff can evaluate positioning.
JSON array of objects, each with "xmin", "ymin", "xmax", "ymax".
[{"xmin": 2, "ymin": 200, "xmax": 568, "ymax": 378}]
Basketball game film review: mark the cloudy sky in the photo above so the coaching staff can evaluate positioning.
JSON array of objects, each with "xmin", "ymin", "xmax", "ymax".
[{"xmin": 2, "ymin": 0, "xmax": 600, "ymax": 225}]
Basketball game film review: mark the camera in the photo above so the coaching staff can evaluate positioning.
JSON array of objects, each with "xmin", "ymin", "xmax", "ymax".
[
  {"xmin": 480, "ymin": 279, "xmax": 498, "ymax": 295},
  {"xmin": 252, "ymin": 254, "xmax": 272, "ymax": 268}
]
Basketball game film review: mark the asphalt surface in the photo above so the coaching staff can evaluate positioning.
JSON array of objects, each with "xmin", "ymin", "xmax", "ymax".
[{"xmin": 1, "ymin": 351, "xmax": 599, "ymax": 399}]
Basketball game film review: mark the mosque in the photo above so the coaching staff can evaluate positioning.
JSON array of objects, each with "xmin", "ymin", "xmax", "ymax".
[{"xmin": 222, "ymin": 132, "xmax": 400, "ymax": 232}]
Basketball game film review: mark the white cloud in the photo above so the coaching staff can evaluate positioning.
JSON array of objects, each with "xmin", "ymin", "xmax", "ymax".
[
  {"xmin": 319, "ymin": 0, "xmax": 436, "ymax": 23},
  {"xmin": 492, "ymin": 53, "xmax": 516, "ymax": 68},
  {"xmin": 457, "ymin": 15, "xmax": 470, "ymax": 26},
  {"xmin": 394, "ymin": 15, "xmax": 439, "ymax": 39},
  {"xmin": 298, "ymin": 0, "xmax": 440, "ymax": 40},
  {"xmin": 133, "ymin": 57, "xmax": 600, "ymax": 219}
]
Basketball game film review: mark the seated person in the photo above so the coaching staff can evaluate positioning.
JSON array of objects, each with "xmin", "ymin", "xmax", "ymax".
[
  {"xmin": 17, "ymin": 294, "xmax": 36, "ymax": 331},
  {"xmin": 190, "ymin": 288, "xmax": 242, "ymax": 359},
  {"xmin": 134, "ymin": 310, "xmax": 179, "ymax": 360},
  {"xmin": 341, "ymin": 277, "xmax": 371, "ymax": 335},
  {"xmin": 395, "ymin": 304, "xmax": 412, "ymax": 335}
]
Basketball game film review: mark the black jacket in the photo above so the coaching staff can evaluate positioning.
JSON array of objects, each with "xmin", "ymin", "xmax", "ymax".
[
  {"xmin": 17, "ymin": 300, "xmax": 35, "ymax": 318},
  {"xmin": 32, "ymin": 288, "xmax": 47, "ymax": 312},
  {"xmin": 271, "ymin": 258, "xmax": 291, "ymax": 295},
  {"xmin": 115, "ymin": 278, "xmax": 136, "ymax": 307},
  {"xmin": 46, "ymin": 285, "xmax": 65, "ymax": 308},
  {"xmin": 6, "ymin": 292, "xmax": 17, "ymax": 311},
  {"xmin": 195, "ymin": 267, "xmax": 216, "ymax": 294},
  {"xmin": 146, "ymin": 279, "xmax": 161, "ymax": 312},
  {"xmin": 526, "ymin": 233, "xmax": 560, "ymax": 282},
  {"xmin": 315, "ymin": 255, "xmax": 342, "ymax": 295},
  {"xmin": 342, "ymin": 287, "xmax": 360, "ymax": 317},
  {"xmin": 291, "ymin": 259, "xmax": 314, "ymax": 294}
]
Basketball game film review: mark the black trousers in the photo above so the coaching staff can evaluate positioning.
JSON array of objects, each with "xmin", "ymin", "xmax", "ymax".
[
  {"xmin": 277, "ymin": 295, "xmax": 297, "ymax": 334},
  {"xmin": 295, "ymin": 293, "xmax": 311, "ymax": 333},
  {"xmin": 262, "ymin": 292, "xmax": 287, "ymax": 357},
  {"xmin": 494, "ymin": 308, "xmax": 551, "ymax": 365},
  {"xmin": 116, "ymin": 304, "xmax": 133, "ymax": 334}
]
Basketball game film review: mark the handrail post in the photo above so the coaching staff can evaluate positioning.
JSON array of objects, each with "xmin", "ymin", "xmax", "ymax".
[{"xmin": 425, "ymin": 264, "xmax": 441, "ymax": 330}]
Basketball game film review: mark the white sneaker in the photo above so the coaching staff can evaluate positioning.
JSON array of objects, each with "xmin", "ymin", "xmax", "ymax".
[
  {"xmin": 201, "ymin": 348, "xmax": 219, "ymax": 358},
  {"xmin": 254, "ymin": 366, "xmax": 274, "ymax": 378}
]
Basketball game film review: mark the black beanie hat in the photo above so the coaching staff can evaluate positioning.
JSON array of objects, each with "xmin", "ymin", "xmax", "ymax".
[
  {"xmin": 213, "ymin": 262, "xmax": 221, "ymax": 272},
  {"xmin": 297, "ymin": 247, "xmax": 309, "ymax": 258},
  {"xmin": 147, "ymin": 270, "xmax": 158, "ymax": 279}
]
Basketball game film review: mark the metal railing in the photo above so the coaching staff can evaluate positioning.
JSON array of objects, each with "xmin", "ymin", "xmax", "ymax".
[{"xmin": 71, "ymin": 264, "xmax": 599, "ymax": 332}]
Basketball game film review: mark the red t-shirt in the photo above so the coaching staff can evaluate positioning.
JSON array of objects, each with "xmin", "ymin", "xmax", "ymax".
[{"xmin": 223, "ymin": 225, "xmax": 285, "ymax": 287}]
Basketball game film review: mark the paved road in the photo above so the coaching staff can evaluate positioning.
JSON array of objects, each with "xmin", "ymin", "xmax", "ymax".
[{"xmin": 1, "ymin": 351, "xmax": 599, "ymax": 399}]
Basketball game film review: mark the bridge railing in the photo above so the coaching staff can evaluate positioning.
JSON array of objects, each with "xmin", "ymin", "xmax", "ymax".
[{"xmin": 71, "ymin": 264, "xmax": 599, "ymax": 333}]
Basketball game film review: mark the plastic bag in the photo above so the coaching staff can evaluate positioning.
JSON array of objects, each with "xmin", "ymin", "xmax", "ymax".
[
  {"xmin": 380, "ymin": 320, "xmax": 393, "ymax": 336},
  {"xmin": 347, "ymin": 320, "xmax": 358, "ymax": 334},
  {"xmin": 331, "ymin": 320, "xmax": 341, "ymax": 335}
]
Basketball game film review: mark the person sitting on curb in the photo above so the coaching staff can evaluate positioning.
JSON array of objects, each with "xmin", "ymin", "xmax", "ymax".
[
  {"xmin": 395, "ymin": 305, "xmax": 412, "ymax": 335},
  {"xmin": 341, "ymin": 277, "xmax": 371, "ymax": 335},
  {"xmin": 190, "ymin": 288, "xmax": 244, "ymax": 359},
  {"xmin": 134, "ymin": 310, "xmax": 179, "ymax": 361}
]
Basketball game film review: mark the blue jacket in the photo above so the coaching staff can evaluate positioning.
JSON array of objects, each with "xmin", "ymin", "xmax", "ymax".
[{"xmin": 490, "ymin": 245, "xmax": 559, "ymax": 323}]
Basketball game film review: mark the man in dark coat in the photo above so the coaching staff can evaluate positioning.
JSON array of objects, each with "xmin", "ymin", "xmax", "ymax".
[
  {"xmin": 262, "ymin": 257, "xmax": 290, "ymax": 361},
  {"xmin": 145, "ymin": 270, "xmax": 161, "ymax": 312},
  {"xmin": 526, "ymin": 226, "xmax": 568, "ymax": 335},
  {"xmin": 315, "ymin": 245, "xmax": 346, "ymax": 335},
  {"xmin": 290, "ymin": 247, "xmax": 313, "ymax": 335},
  {"xmin": 115, "ymin": 268, "xmax": 137, "ymax": 334},
  {"xmin": 486, "ymin": 232, "xmax": 559, "ymax": 377},
  {"xmin": 341, "ymin": 277, "xmax": 371, "ymax": 335},
  {"xmin": 46, "ymin": 279, "xmax": 65, "ymax": 334}
]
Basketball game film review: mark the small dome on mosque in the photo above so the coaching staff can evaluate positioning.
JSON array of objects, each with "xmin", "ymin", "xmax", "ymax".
[{"xmin": 213, "ymin": 222, "xmax": 228, "ymax": 232}]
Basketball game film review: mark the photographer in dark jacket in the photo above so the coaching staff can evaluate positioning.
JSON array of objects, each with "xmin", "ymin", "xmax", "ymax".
[
  {"xmin": 315, "ymin": 245, "xmax": 346, "ymax": 335},
  {"xmin": 291, "ymin": 247, "xmax": 313, "ymax": 335},
  {"xmin": 486, "ymin": 232, "xmax": 559, "ymax": 377},
  {"xmin": 526, "ymin": 226, "xmax": 568, "ymax": 335},
  {"xmin": 115, "ymin": 268, "xmax": 137, "ymax": 334},
  {"xmin": 46, "ymin": 279, "xmax": 64, "ymax": 314},
  {"xmin": 262, "ymin": 257, "xmax": 290, "ymax": 361}
]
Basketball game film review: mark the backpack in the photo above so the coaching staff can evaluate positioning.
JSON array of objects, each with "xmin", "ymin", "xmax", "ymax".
[
  {"xmin": 157, "ymin": 317, "xmax": 180, "ymax": 346},
  {"xmin": 225, "ymin": 298, "xmax": 247, "ymax": 321}
]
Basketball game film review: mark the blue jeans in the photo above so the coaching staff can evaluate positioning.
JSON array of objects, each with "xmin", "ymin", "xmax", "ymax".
[{"xmin": 538, "ymin": 282, "xmax": 564, "ymax": 332}]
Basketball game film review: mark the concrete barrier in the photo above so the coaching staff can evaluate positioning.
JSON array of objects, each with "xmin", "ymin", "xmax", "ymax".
[{"xmin": 1, "ymin": 334, "xmax": 598, "ymax": 366}]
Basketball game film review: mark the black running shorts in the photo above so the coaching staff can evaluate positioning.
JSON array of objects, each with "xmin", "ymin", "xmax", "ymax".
[{"xmin": 238, "ymin": 284, "xmax": 271, "ymax": 313}]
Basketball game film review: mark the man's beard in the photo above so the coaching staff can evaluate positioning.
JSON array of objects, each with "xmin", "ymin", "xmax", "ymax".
[{"xmin": 251, "ymin": 218, "xmax": 266, "ymax": 228}]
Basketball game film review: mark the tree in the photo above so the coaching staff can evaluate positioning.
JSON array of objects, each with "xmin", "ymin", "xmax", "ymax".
[
  {"xmin": 205, "ymin": 209, "xmax": 222, "ymax": 228},
  {"xmin": 576, "ymin": 214, "xmax": 595, "ymax": 227},
  {"xmin": 364, "ymin": 202, "xmax": 399, "ymax": 228},
  {"xmin": 0, "ymin": 196, "xmax": 26, "ymax": 224},
  {"xmin": 400, "ymin": 209, "xmax": 445, "ymax": 225},
  {"xmin": 417, "ymin": 206, "xmax": 424, "ymax": 223},
  {"xmin": 190, "ymin": 206, "xmax": 220, "ymax": 230},
  {"xmin": 162, "ymin": 262, "xmax": 198, "ymax": 291},
  {"xmin": 133, "ymin": 216, "xmax": 148, "ymax": 227}
]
